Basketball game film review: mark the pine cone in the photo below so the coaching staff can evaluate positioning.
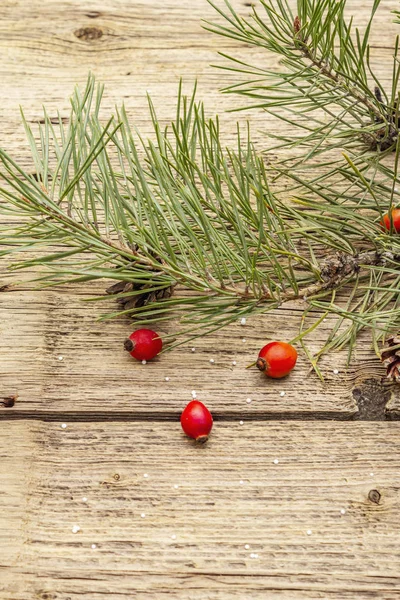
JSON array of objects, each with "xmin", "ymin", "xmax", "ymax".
[
  {"xmin": 380, "ymin": 335, "xmax": 400, "ymax": 382},
  {"xmin": 105, "ymin": 280, "xmax": 174, "ymax": 313}
]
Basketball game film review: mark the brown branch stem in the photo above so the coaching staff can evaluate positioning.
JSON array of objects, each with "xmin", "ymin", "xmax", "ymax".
[
  {"xmin": 224, "ymin": 250, "xmax": 394, "ymax": 304},
  {"xmin": 299, "ymin": 44, "xmax": 385, "ymax": 123},
  {"xmin": 277, "ymin": 250, "xmax": 395, "ymax": 304}
]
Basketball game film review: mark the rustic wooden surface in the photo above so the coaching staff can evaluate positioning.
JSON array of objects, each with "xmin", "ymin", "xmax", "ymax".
[
  {"xmin": 1, "ymin": 0, "xmax": 400, "ymax": 598},
  {"xmin": 2, "ymin": 421, "xmax": 400, "ymax": 599}
]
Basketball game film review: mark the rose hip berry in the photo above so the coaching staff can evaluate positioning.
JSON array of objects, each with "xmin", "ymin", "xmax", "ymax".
[
  {"xmin": 256, "ymin": 341, "xmax": 297, "ymax": 379},
  {"xmin": 124, "ymin": 328, "xmax": 162, "ymax": 361},
  {"xmin": 381, "ymin": 208, "xmax": 400, "ymax": 233},
  {"xmin": 180, "ymin": 400, "xmax": 213, "ymax": 443}
]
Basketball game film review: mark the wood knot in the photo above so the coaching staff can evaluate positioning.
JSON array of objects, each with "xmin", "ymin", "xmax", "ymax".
[
  {"xmin": 368, "ymin": 489, "xmax": 381, "ymax": 504},
  {"xmin": 1, "ymin": 395, "xmax": 17, "ymax": 408},
  {"xmin": 74, "ymin": 26, "xmax": 103, "ymax": 41},
  {"xmin": 113, "ymin": 473, "xmax": 120, "ymax": 481},
  {"xmin": 86, "ymin": 11, "xmax": 101, "ymax": 18}
]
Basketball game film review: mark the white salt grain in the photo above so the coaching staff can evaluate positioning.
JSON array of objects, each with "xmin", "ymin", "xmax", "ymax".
[
  {"xmin": 244, "ymin": 544, "xmax": 250, "ymax": 550},
  {"xmin": 240, "ymin": 318, "xmax": 246, "ymax": 326},
  {"xmin": 72, "ymin": 525, "xmax": 80, "ymax": 534},
  {"xmin": 232, "ymin": 361, "xmax": 237, "ymax": 366},
  {"xmin": 82, "ymin": 497, "xmax": 87, "ymax": 502},
  {"xmin": 91, "ymin": 544, "xmax": 97, "ymax": 549},
  {"xmin": 210, "ymin": 359, "xmax": 215, "ymax": 364},
  {"xmin": 142, "ymin": 360, "xmax": 147, "ymax": 365},
  {"xmin": 273, "ymin": 459, "xmax": 279, "ymax": 465},
  {"xmin": 333, "ymin": 369, "xmax": 339, "ymax": 374},
  {"xmin": 61, "ymin": 423, "xmax": 67, "ymax": 429},
  {"xmin": 246, "ymin": 398, "xmax": 252, "ymax": 404},
  {"xmin": 165, "ymin": 377, "xmax": 170, "ymax": 382},
  {"xmin": 340, "ymin": 509, "xmax": 346, "ymax": 515},
  {"xmin": 143, "ymin": 473, "xmax": 149, "ymax": 478},
  {"xmin": 58, "ymin": 356, "xmax": 64, "ymax": 361},
  {"xmin": 191, "ymin": 348, "xmax": 196, "ymax": 352},
  {"xmin": 239, "ymin": 420, "xmax": 244, "ymax": 425},
  {"xmin": 141, "ymin": 513, "xmax": 146, "ymax": 518},
  {"xmin": 280, "ymin": 391, "xmax": 285, "ymax": 397},
  {"xmin": 306, "ymin": 530, "xmax": 312, "ymax": 535}
]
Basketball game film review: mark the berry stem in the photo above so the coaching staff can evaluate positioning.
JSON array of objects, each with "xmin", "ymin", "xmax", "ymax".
[{"xmin": 245, "ymin": 360, "xmax": 257, "ymax": 369}]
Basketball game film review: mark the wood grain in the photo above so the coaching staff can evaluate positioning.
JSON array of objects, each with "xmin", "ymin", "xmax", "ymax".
[
  {"xmin": 0, "ymin": 0, "xmax": 399, "ymax": 419},
  {"xmin": 0, "ymin": 288, "xmax": 366, "ymax": 418},
  {"xmin": 2, "ymin": 421, "xmax": 400, "ymax": 599},
  {"xmin": 1, "ymin": 1, "xmax": 400, "ymax": 598}
]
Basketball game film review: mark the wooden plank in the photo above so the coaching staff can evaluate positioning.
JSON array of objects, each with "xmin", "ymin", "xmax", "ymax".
[
  {"xmin": 1, "ymin": 420, "xmax": 400, "ymax": 598},
  {"xmin": 0, "ymin": 288, "xmax": 364, "ymax": 418},
  {"xmin": 0, "ymin": 0, "xmax": 397, "ymax": 156},
  {"xmin": 0, "ymin": 0, "xmax": 399, "ymax": 418},
  {"xmin": 0, "ymin": 422, "xmax": 31, "ymax": 588},
  {"xmin": 0, "ymin": 0, "xmax": 396, "ymax": 172}
]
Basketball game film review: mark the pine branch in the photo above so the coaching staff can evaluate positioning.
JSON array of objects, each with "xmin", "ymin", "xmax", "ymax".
[
  {"xmin": 0, "ymin": 75, "xmax": 399, "ymax": 366},
  {"xmin": 205, "ymin": 0, "xmax": 400, "ymax": 162}
]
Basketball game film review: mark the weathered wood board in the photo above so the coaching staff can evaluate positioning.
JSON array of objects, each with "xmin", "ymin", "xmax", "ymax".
[
  {"xmin": 1, "ymin": 421, "xmax": 400, "ymax": 599},
  {"xmin": 1, "ymin": 0, "xmax": 400, "ymax": 599},
  {"xmin": 0, "ymin": 0, "xmax": 399, "ymax": 420},
  {"xmin": 1, "ymin": 289, "xmax": 364, "ymax": 418}
]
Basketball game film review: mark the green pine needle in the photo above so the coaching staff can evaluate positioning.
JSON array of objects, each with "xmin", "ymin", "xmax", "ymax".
[{"xmin": 0, "ymin": 0, "xmax": 400, "ymax": 370}]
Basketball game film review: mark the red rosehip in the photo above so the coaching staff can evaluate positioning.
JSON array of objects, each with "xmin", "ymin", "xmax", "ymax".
[
  {"xmin": 381, "ymin": 208, "xmax": 400, "ymax": 233},
  {"xmin": 180, "ymin": 400, "xmax": 213, "ymax": 443},
  {"xmin": 256, "ymin": 341, "xmax": 297, "ymax": 379},
  {"xmin": 124, "ymin": 328, "xmax": 162, "ymax": 361}
]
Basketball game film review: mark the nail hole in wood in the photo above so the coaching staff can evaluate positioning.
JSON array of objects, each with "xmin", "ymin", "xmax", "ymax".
[
  {"xmin": 368, "ymin": 489, "xmax": 381, "ymax": 504},
  {"xmin": 1, "ymin": 395, "xmax": 17, "ymax": 408}
]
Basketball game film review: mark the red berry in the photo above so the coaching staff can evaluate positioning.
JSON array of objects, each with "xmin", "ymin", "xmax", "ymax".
[
  {"xmin": 180, "ymin": 400, "xmax": 213, "ymax": 443},
  {"xmin": 124, "ymin": 328, "xmax": 162, "ymax": 361},
  {"xmin": 256, "ymin": 341, "xmax": 297, "ymax": 379},
  {"xmin": 381, "ymin": 208, "xmax": 400, "ymax": 233}
]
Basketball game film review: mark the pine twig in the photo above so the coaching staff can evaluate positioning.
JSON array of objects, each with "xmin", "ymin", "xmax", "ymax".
[{"xmin": 0, "ymin": 71, "xmax": 399, "ymax": 362}]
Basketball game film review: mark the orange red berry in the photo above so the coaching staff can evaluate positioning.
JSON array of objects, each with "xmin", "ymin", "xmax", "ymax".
[
  {"xmin": 381, "ymin": 208, "xmax": 400, "ymax": 233},
  {"xmin": 124, "ymin": 328, "xmax": 162, "ymax": 361},
  {"xmin": 256, "ymin": 341, "xmax": 297, "ymax": 378},
  {"xmin": 181, "ymin": 400, "xmax": 213, "ymax": 443}
]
